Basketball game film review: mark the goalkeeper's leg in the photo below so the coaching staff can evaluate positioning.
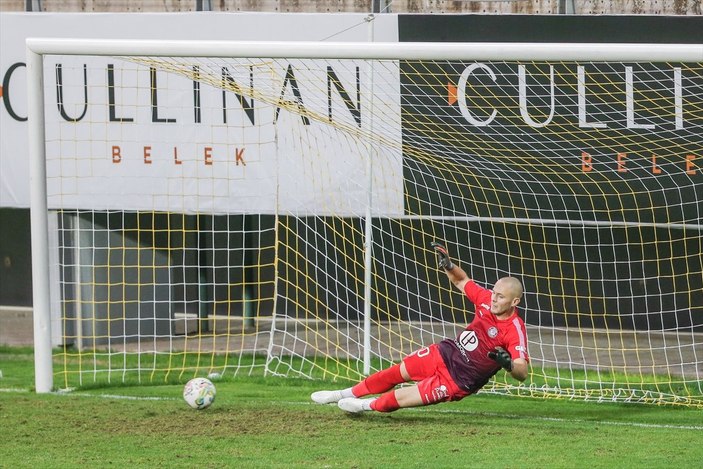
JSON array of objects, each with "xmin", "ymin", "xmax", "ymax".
[
  {"xmin": 338, "ymin": 371, "xmax": 466, "ymax": 414},
  {"xmin": 311, "ymin": 363, "xmax": 407, "ymax": 404},
  {"xmin": 352, "ymin": 363, "xmax": 405, "ymax": 397},
  {"xmin": 333, "ymin": 345, "xmax": 469, "ymax": 413},
  {"xmin": 337, "ymin": 384, "xmax": 425, "ymax": 413}
]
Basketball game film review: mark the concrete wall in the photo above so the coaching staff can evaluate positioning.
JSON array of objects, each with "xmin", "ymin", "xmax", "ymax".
[
  {"xmin": 2, "ymin": 0, "xmax": 702, "ymax": 14},
  {"xmin": 0, "ymin": 306, "xmax": 33, "ymax": 346}
]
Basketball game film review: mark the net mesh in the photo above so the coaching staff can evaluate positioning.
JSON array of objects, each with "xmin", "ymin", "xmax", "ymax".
[{"xmin": 42, "ymin": 51, "xmax": 702, "ymax": 406}]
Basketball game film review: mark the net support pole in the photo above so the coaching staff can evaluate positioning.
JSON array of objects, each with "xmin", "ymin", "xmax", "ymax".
[
  {"xmin": 27, "ymin": 48, "xmax": 53, "ymax": 393},
  {"xmin": 72, "ymin": 214, "xmax": 84, "ymax": 351},
  {"xmin": 362, "ymin": 149, "xmax": 374, "ymax": 376},
  {"xmin": 362, "ymin": 15, "xmax": 376, "ymax": 376}
]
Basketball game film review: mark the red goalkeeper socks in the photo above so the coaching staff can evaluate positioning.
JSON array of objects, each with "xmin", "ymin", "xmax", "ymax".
[
  {"xmin": 370, "ymin": 391, "xmax": 400, "ymax": 412},
  {"xmin": 352, "ymin": 363, "xmax": 404, "ymax": 397}
]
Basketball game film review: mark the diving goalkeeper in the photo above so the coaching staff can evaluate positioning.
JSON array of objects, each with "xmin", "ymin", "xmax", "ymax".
[{"xmin": 311, "ymin": 242, "xmax": 529, "ymax": 413}]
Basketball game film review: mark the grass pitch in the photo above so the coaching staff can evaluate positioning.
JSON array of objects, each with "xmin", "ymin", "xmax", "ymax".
[{"xmin": 1, "ymin": 347, "xmax": 701, "ymax": 468}]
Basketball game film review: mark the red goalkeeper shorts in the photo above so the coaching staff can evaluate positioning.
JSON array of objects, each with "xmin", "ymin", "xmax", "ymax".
[{"xmin": 402, "ymin": 344, "xmax": 470, "ymax": 405}]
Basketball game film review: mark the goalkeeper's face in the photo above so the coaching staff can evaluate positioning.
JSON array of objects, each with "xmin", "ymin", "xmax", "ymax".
[{"xmin": 490, "ymin": 278, "xmax": 522, "ymax": 317}]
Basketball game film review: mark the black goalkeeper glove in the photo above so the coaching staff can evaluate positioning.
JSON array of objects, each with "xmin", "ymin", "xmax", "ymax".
[
  {"xmin": 488, "ymin": 347, "xmax": 513, "ymax": 372},
  {"xmin": 430, "ymin": 242, "xmax": 455, "ymax": 270}
]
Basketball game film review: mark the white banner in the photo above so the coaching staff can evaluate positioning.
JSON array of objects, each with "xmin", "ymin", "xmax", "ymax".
[{"xmin": 1, "ymin": 12, "xmax": 402, "ymax": 215}]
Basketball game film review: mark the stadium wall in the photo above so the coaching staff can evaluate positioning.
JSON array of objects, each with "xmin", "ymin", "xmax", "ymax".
[{"xmin": 2, "ymin": 0, "xmax": 702, "ymax": 14}]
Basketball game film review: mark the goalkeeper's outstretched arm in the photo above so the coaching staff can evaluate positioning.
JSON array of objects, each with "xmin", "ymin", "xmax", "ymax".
[
  {"xmin": 430, "ymin": 242, "xmax": 470, "ymax": 292},
  {"xmin": 443, "ymin": 261, "xmax": 470, "ymax": 293}
]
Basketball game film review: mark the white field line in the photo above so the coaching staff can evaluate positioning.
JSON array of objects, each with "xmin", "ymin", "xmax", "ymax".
[
  {"xmin": 0, "ymin": 387, "xmax": 177, "ymax": 401},
  {"xmin": 2, "ymin": 387, "xmax": 700, "ymax": 431},
  {"xmin": 69, "ymin": 392, "xmax": 179, "ymax": 401}
]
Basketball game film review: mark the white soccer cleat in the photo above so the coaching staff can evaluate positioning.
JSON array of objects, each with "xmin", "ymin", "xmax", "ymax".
[
  {"xmin": 311, "ymin": 390, "xmax": 344, "ymax": 404},
  {"xmin": 337, "ymin": 397, "xmax": 374, "ymax": 413}
]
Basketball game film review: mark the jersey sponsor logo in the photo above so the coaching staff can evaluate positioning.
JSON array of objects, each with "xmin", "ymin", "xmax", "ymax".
[
  {"xmin": 458, "ymin": 330, "xmax": 479, "ymax": 352},
  {"xmin": 480, "ymin": 303, "xmax": 490, "ymax": 310},
  {"xmin": 515, "ymin": 345, "xmax": 526, "ymax": 352},
  {"xmin": 453, "ymin": 339, "xmax": 470, "ymax": 363},
  {"xmin": 488, "ymin": 326, "xmax": 498, "ymax": 338}
]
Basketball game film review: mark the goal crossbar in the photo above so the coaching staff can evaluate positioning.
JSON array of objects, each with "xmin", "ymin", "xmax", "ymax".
[{"xmin": 27, "ymin": 37, "xmax": 703, "ymax": 62}]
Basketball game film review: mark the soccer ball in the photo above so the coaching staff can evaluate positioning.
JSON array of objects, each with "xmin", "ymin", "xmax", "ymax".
[{"xmin": 183, "ymin": 377, "xmax": 216, "ymax": 410}]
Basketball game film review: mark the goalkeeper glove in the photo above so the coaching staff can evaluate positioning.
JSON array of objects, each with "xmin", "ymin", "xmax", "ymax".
[
  {"xmin": 430, "ymin": 242, "xmax": 455, "ymax": 270},
  {"xmin": 488, "ymin": 347, "xmax": 513, "ymax": 372}
]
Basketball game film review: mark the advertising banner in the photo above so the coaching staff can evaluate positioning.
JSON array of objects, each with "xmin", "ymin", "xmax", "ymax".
[
  {"xmin": 40, "ymin": 54, "xmax": 402, "ymax": 215},
  {"xmin": 0, "ymin": 12, "xmax": 401, "ymax": 212}
]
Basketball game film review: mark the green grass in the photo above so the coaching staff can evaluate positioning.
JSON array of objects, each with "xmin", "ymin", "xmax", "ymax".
[
  {"xmin": 1, "ymin": 347, "xmax": 702, "ymax": 468},
  {"xmin": 44, "ymin": 346, "xmax": 703, "ymax": 406}
]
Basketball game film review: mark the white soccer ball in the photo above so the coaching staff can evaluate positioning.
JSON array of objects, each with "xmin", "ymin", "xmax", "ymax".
[{"xmin": 183, "ymin": 377, "xmax": 216, "ymax": 410}]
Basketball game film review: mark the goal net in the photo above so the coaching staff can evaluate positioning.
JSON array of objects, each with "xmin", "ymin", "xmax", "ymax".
[{"xmin": 27, "ymin": 39, "xmax": 702, "ymax": 407}]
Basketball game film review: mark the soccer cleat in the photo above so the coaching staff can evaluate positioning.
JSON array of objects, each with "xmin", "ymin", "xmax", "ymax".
[
  {"xmin": 311, "ymin": 390, "xmax": 344, "ymax": 404},
  {"xmin": 337, "ymin": 397, "xmax": 374, "ymax": 413}
]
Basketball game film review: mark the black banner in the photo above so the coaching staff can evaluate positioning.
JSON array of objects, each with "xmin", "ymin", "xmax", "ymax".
[
  {"xmin": 396, "ymin": 15, "xmax": 703, "ymax": 331},
  {"xmin": 398, "ymin": 15, "xmax": 703, "ymax": 44}
]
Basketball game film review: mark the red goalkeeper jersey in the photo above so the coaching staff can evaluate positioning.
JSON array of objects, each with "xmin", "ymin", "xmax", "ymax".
[{"xmin": 438, "ymin": 280, "xmax": 529, "ymax": 394}]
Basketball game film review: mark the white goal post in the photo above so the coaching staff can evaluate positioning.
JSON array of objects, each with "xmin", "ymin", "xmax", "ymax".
[{"xmin": 27, "ymin": 38, "xmax": 703, "ymax": 407}]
